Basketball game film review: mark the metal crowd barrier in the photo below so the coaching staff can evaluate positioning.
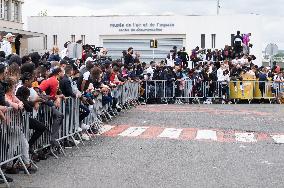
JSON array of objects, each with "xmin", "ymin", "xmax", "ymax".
[
  {"xmin": 23, "ymin": 98, "xmax": 82, "ymax": 157},
  {"xmin": 1, "ymin": 82, "xmax": 141, "ymax": 187},
  {"xmin": 145, "ymin": 80, "xmax": 225, "ymax": 103},
  {"xmin": 119, "ymin": 82, "xmax": 139, "ymax": 107},
  {"xmin": 0, "ymin": 108, "xmax": 30, "ymax": 187},
  {"xmin": 145, "ymin": 80, "xmax": 283, "ymax": 104}
]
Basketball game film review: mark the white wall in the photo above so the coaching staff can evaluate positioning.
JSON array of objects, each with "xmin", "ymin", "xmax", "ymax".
[{"xmin": 27, "ymin": 15, "xmax": 263, "ymax": 65}]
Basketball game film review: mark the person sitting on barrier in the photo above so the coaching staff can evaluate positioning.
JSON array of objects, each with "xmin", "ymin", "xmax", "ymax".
[
  {"xmin": 16, "ymin": 72, "xmax": 47, "ymax": 161},
  {"xmin": 39, "ymin": 67, "xmax": 65, "ymax": 147}
]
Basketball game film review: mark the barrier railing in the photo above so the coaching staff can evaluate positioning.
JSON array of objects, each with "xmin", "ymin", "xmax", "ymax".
[
  {"xmin": 145, "ymin": 80, "xmax": 225, "ymax": 103},
  {"xmin": 0, "ymin": 108, "xmax": 30, "ymax": 187},
  {"xmin": 145, "ymin": 80, "xmax": 283, "ymax": 104},
  {"xmin": 0, "ymin": 82, "xmax": 140, "ymax": 187}
]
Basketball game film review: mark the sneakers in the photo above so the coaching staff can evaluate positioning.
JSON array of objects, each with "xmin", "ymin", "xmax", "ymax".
[
  {"xmin": 81, "ymin": 124, "xmax": 90, "ymax": 131},
  {"xmin": 81, "ymin": 134, "xmax": 90, "ymax": 141},
  {"xmin": 175, "ymin": 99, "xmax": 183, "ymax": 104},
  {"xmin": 108, "ymin": 110, "xmax": 115, "ymax": 117},
  {"xmin": 74, "ymin": 140, "xmax": 80, "ymax": 145},
  {"xmin": 203, "ymin": 99, "xmax": 212, "ymax": 104},
  {"xmin": 116, "ymin": 104, "xmax": 122, "ymax": 112}
]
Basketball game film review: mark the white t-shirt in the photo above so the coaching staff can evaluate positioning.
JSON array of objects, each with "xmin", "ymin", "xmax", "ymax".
[
  {"xmin": 232, "ymin": 59, "xmax": 238, "ymax": 65},
  {"xmin": 83, "ymin": 71, "xmax": 90, "ymax": 81},
  {"xmin": 218, "ymin": 74, "xmax": 230, "ymax": 82},
  {"xmin": 217, "ymin": 68, "xmax": 224, "ymax": 80},
  {"xmin": 60, "ymin": 48, "xmax": 68, "ymax": 59},
  {"xmin": 0, "ymin": 40, "xmax": 12, "ymax": 57},
  {"xmin": 146, "ymin": 67, "xmax": 154, "ymax": 80},
  {"xmin": 29, "ymin": 88, "xmax": 38, "ymax": 102}
]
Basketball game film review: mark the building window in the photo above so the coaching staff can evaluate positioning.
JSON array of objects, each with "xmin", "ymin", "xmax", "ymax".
[
  {"xmin": 4, "ymin": 0, "xmax": 8, "ymax": 20},
  {"xmin": 0, "ymin": 0, "xmax": 4, "ymax": 19},
  {"xmin": 14, "ymin": 2, "xmax": 19, "ymax": 22},
  {"xmin": 71, "ymin": 35, "xmax": 75, "ymax": 42},
  {"xmin": 53, "ymin": 35, "xmax": 57, "ymax": 46},
  {"xmin": 211, "ymin": 34, "xmax": 216, "ymax": 49},
  {"xmin": 44, "ymin": 35, "xmax": 47, "ymax": 50},
  {"xmin": 81, "ymin": 35, "xmax": 85, "ymax": 45},
  {"xmin": 201, "ymin": 34, "xmax": 205, "ymax": 49}
]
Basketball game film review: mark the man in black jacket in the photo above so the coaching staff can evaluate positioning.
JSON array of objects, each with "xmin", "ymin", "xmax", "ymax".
[
  {"xmin": 60, "ymin": 65, "xmax": 90, "ymax": 124},
  {"xmin": 124, "ymin": 47, "xmax": 134, "ymax": 67},
  {"xmin": 60, "ymin": 65, "xmax": 76, "ymax": 98},
  {"xmin": 234, "ymin": 31, "xmax": 243, "ymax": 55}
]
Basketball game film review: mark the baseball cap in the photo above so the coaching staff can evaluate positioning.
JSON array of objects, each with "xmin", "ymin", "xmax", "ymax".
[{"xmin": 5, "ymin": 33, "xmax": 15, "ymax": 38}]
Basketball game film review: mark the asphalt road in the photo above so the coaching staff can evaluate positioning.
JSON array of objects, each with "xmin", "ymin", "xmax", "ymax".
[{"xmin": 6, "ymin": 104, "xmax": 284, "ymax": 188}]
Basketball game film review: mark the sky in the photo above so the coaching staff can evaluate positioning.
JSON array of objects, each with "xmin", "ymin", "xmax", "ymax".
[{"xmin": 22, "ymin": 0, "xmax": 284, "ymax": 50}]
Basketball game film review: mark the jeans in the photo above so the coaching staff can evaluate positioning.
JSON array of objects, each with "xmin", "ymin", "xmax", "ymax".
[{"xmin": 20, "ymin": 133, "xmax": 30, "ymax": 164}]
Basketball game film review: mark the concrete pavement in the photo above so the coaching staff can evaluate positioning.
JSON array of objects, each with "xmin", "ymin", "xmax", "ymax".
[{"xmin": 8, "ymin": 104, "xmax": 284, "ymax": 188}]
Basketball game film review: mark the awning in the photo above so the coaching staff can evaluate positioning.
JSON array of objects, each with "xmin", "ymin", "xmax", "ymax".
[{"xmin": 0, "ymin": 26, "xmax": 45, "ymax": 38}]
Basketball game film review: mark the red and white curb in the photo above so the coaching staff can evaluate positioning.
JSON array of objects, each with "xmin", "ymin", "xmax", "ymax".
[{"xmin": 98, "ymin": 125, "xmax": 284, "ymax": 144}]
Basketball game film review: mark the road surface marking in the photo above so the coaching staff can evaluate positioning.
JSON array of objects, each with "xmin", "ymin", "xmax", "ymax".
[
  {"xmin": 118, "ymin": 127, "xmax": 149, "ymax": 137},
  {"xmin": 235, "ymin": 133, "xmax": 257, "ymax": 143},
  {"xmin": 195, "ymin": 130, "xmax": 217, "ymax": 141},
  {"xmin": 100, "ymin": 125, "xmax": 282, "ymax": 144},
  {"xmin": 158, "ymin": 128, "xmax": 183, "ymax": 139},
  {"xmin": 271, "ymin": 135, "xmax": 284, "ymax": 144},
  {"xmin": 99, "ymin": 125, "xmax": 115, "ymax": 134}
]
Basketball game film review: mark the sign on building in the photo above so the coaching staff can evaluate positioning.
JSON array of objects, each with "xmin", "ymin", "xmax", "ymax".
[{"xmin": 150, "ymin": 39, "xmax": 158, "ymax": 48}]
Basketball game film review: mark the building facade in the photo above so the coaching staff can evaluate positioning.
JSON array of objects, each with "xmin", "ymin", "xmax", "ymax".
[
  {"xmin": 0, "ymin": 0, "xmax": 44, "ymax": 56},
  {"xmin": 28, "ymin": 15, "xmax": 263, "ymax": 65}
]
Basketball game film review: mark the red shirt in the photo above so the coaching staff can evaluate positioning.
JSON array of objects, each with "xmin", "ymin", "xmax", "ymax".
[{"xmin": 39, "ymin": 76, "xmax": 59, "ymax": 100}]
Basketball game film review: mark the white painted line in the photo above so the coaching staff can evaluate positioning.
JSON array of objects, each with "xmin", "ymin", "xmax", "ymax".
[
  {"xmin": 235, "ymin": 133, "xmax": 257, "ymax": 143},
  {"xmin": 158, "ymin": 128, "xmax": 183, "ymax": 139},
  {"xmin": 99, "ymin": 125, "xmax": 115, "ymax": 134},
  {"xmin": 195, "ymin": 130, "xmax": 217, "ymax": 141},
  {"xmin": 271, "ymin": 135, "xmax": 284, "ymax": 144},
  {"xmin": 118, "ymin": 127, "xmax": 148, "ymax": 137}
]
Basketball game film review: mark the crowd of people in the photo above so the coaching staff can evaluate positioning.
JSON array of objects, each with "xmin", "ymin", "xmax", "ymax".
[
  {"xmin": 144, "ymin": 31, "xmax": 284, "ymax": 104},
  {"xmin": 0, "ymin": 34, "xmax": 141, "ymax": 184},
  {"xmin": 0, "ymin": 30, "xmax": 283, "ymax": 183}
]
